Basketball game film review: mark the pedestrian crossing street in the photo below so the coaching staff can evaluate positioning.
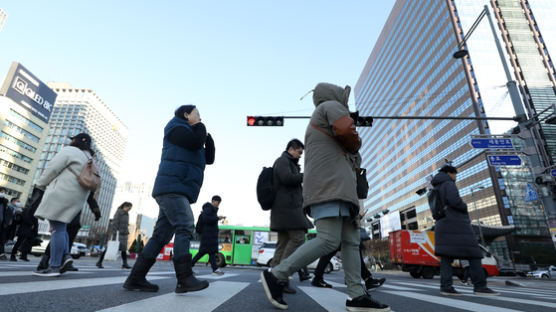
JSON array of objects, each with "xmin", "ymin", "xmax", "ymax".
[{"xmin": 1, "ymin": 262, "xmax": 556, "ymax": 312}]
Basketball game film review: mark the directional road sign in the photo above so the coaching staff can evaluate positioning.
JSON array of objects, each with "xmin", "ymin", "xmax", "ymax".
[
  {"xmin": 551, "ymin": 169, "xmax": 556, "ymax": 177},
  {"xmin": 487, "ymin": 155, "xmax": 522, "ymax": 166},
  {"xmin": 471, "ymin": 138, "xmax": 514, "ymax": 149}
]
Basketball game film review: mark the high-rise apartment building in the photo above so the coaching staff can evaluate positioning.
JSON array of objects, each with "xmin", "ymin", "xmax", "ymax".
[
  {"xmin": 0, "ymin": 62, "xmax": 56, "ymax": 201},
  {"xmin": 33, "ymin": 83, "xmax": 128, "ymax": 238},
  {"xmin": 0, "ymin": 8, "xmax": 7, "ymax": 32},
  {"xmin": 355, "ymin": 0, "xmax": 556, "ymax": 263}
]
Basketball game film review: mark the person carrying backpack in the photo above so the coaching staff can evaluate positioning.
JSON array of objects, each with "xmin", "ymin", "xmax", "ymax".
[
  {"xmin": 191, "ymin": 195, "xmax": 225, "ymax": 275},
  {"xmin": 432, "ymin": 165, "xmax": 498, "ymax": 296},
  {"xmin": 33, "ymin": 133, "xmax": 99, "ymax": 277}
]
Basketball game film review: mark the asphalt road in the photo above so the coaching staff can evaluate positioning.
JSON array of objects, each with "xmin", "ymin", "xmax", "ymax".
[{"xmin": 1, "ymin": 257, "xmax": 555, "ymax": 312}]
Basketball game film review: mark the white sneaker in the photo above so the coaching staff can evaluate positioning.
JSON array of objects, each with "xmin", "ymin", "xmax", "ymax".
[{"xmin": 212, "ymin": 269, "xmax": 224, "ymax": 276}]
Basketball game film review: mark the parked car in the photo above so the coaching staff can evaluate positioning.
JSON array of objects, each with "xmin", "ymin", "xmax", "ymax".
[
  {"xmin": 256, "ymin": 241, "xmax": 342, "ymax": 273},
  {"xmin": 71, "ymin": 242, "xmax": 88, "ymax": 259},
  {"xmin": 527, "ymin": 265, "xmax": 556, "ymax": 279},
  {"xmin": 30, "ymin": 232, "xmax": 87, "ymax": 259}
]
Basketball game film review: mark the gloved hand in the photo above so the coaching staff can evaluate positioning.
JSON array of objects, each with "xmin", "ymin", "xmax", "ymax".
[
  {"xmin": 28, "ymin": 186, "xmax": 45, "ymax": 215},
  {"xmin": 92, "ymin": 206, "xmax": 101, "ymax": 221}
]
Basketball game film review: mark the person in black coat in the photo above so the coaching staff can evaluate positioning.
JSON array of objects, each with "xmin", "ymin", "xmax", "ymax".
[
  {"xmin": 10, "ymin": 201, "xmax": 37, "ymax": 262},
  {"xmin": 191, "ymin": 196, "xmax": 224, "ymax": 275},
  {"xmin": 432, "ymin": 165, "xmax": 498, "ymax": 296},
  {"xmin": 0, "ymin": 188, "xmax": 10, "ymax": 260},
  {"xmin": 270, "ymin": 139, "xmax": 313, "ymax": 293}
]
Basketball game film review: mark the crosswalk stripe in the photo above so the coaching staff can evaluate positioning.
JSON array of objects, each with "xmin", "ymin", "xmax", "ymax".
[
  {"xmin": 195, "ymin": 273, "xmax": 239, "ymax": 280},
  {"xmin": 0, "ymin": 275, "xmax": 169, "ymax": 296},
  {"xmin": 298, "ymin": 286, "xmax": 348, "ymax": 312},
  {"xmin": 380, "ymin": 284, "xmax": 422, "ymax": 291},
  {"xmin": 488, "ymin": 287, "xmax": 556, "ymax": 299},
  {"xmin": 381, "ymin": 290, "xmax": 524, "ymax": 312},
  {"xmin": 0, "ymin": 271, "xmax": 87, "ymax": 277},
  {"xmin": 97, "ymin": 281, "xmax": 249, "ymax": 312}
]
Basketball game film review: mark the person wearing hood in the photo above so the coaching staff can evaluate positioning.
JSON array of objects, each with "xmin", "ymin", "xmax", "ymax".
[
  {"xmin": 432, "ymin": 165, "xmax": 499, "ymax": 296},
  {"xmin": 269, "ymin": 139, "xmax": 313, "ymax": 294},
  {"xmin": 260, "ymin": 83, "xmax": 389, "ymax": 312},
  {"xmin": 191, "ymin": 195, "xmax": 225, "ymax": 275},
  {"xmin": 123, "ymin": 104, "xmax": 215, "ymax": 294}
]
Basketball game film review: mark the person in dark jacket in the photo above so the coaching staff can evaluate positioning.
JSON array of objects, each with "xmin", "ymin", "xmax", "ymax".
[
  {"xmin": 191, "ymin": 195, "xmax": 225, "ymax": 275},
  {"xmin": 97, "ymin": 202, "xmax": 132, "ymax": 269},
  {"xmin": 11, "ymin": 199, "xmax": 37, "ymax": 262},
  {"xmin": 432, "ymin": 165, "xmax": 498, "ymax": 296},
  {"xmin": 123, "ymin": 105, "xmax": 215, "ymax": 293},
  {"xmin": 270, "ymin": 139, "xmax": 313, "ymax": 294},
  {"xmin": 0, "ymin": 188, "xmax": 11, "ymax": 260}
]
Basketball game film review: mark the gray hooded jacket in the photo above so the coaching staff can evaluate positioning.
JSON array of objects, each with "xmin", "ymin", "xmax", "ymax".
[{"xmin": 303, "ymin": 83, "xmax": 362, "ymax": 214}]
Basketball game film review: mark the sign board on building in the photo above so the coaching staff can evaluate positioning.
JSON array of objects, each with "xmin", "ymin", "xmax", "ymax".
[
  {"xmin": 471, "ymin": 138, "xmax": 514, "ymax": 149},
  {"xmin": 551, "ymin": 169, "xmax": 556, "ymax": 177},
  {"xmin": 525, "ymin": 183, "xmax": 539, "ymax": 202},
  {"xmin": 487, "ymin": 155, "xmax": 522, "ymax": 166},
  {"xmin": 380, "ymin": 210, "xmax": 401, "ymax": 238},
  {"xmin": 0, "ymin": 62, "xmax": 56, "ymax": 123}
]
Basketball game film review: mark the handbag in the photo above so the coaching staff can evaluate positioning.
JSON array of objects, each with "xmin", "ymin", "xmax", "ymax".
[{"xmin": 67, "ymin": 151, "xmax": 101, "ymax": 192}]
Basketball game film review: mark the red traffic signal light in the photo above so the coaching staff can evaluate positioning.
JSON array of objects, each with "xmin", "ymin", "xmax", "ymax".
[{"xmin": 246, "ymin": 116, "xmax": 284, "ymax": 126}]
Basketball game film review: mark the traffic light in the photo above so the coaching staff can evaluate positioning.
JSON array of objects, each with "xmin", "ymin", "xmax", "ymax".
[
  {"xmin": 349, "ymin": 111, "xmax": 373, "ymax": 127},
  {"xmin": 246, "ymin": 116, "xmax": 284, "ymax": 126}
]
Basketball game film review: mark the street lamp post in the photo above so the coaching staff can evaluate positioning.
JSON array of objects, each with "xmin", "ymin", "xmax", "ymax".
[
  {"xmin": 471, "ymin": 186, "xmax": 486, "ymax": 246},
  {"xmin": 454, "ymin": 5, "xmax": 556, "ymax": 250}
]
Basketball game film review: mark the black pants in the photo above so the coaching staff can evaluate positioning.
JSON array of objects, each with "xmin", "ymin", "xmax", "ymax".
[
  {"xmin": 440, "ymin": 257, "xmax": 486, "ymax": 290},
  {"xmin": 12, "ymin": 236, "xmax": 32, "ymax": 259},
  {"xmin": 191, "ymin": 250, "xmax": 219, "ymax": 271},
  {"xmin": 314, "ymin": 244, "xmax": 373, "ymax": 281}
]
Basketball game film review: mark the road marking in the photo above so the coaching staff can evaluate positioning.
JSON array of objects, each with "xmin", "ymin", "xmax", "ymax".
[
  {"xmin": 0, "ymin": 271, "xmax": 87, "ymax": 277},
  {"xmin": 381, "ymin": 290, "xmax": 523, "ymax": 312},
  {"xmin": 462, "ymin": 293, "xmax": 556, "ymax": 309},
  {"xmin": 299, "ymin": 286, "xmax": 348, "ymax": 312},
  {"xmin": 380, "ymin": 284, "xmax": 421, "ymax": 291},
  {"xmin": 195, "ymin": 273, "xmax": 239, "ymax": 280},
  {"xmin": 98, "ymin": 281, "xmax": 249, "ymax": 312},
  {"xmin": 0, "ymin": 276, "xmax": 169, "ymax": 296}
]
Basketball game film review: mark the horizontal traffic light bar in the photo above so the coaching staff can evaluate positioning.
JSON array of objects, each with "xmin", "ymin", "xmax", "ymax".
[{"xmin": 246, "ymin": 113, "xmax": 517, "ymax": 127}]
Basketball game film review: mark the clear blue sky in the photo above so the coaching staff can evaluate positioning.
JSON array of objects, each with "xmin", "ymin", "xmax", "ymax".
[{"xmin": 0, "ymin": 1, "xmax": 395, "ymax": 226}]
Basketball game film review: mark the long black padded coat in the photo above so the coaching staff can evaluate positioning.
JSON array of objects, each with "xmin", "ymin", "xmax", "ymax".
[
  {"xmin": 198, "ymin": 202, "xmax": 220, "ymax": 253},
  {"xmin": 432, "ymin": 171, "xmax": 483, "ymax": 260}
]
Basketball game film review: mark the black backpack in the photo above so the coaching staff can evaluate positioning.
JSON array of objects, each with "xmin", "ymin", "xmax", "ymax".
[
  {"xmin": 195, "ymin": 213, "xmax": 203, "ymax": 234},
  {"xmin": 428, "ymin": 187, "xmax": 447, "ymax": 220},
  {"xmin": 256, "ymin": 167, "xmax": 275, "ymax": 210}
]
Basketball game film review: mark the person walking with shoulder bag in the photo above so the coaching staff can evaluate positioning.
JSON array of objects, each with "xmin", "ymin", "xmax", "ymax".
[
  {"xmin": 97, "ymin": 202, "xmax": 132, "ymax": 269},
  {"xmin": 33, "ymin": 133, "xmax": 98, "ymax": 277}
]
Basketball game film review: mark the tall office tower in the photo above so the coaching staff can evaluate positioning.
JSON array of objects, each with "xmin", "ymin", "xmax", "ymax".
[
  {"xmin": 0, "ymin": 62, "xmax": 56, "ymax": 201},
  {"xmin": 355, "ymin": 0, "xmax": 556, "ymax": 263},
  {"xmin": 0, "ymin": 8, "xmax": 7, "ymax": 32},
  {"xmin": 33, "ymin": 83, "xmax": 128, "ymax": 240}
]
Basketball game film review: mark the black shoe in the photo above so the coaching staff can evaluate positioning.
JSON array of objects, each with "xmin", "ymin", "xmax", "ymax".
[
  {"xmin": 96, "ymin": 262, "xmax": 104, "ymax": 269},
  {"xmin": 440, "ymin": 286, "xmax": 461, "ymax": 296},
  {"xmin": 365, "ymin": 277, "xmax": 386, "ymax": 291},
  {"xmin": 346, "ymin": 293, "xmax": 390, "ymax": 312},
  {"xmin": 32, "ymin": 267, "xmax": 61, "ymax": 277},
  {"xmin": 59, "ymin": 257, "xmax": 73, "ymax": 274},
  {"xmin": 474, "ymin": 287, "xmax": 500, "ymax": 296},
  {"xmin": 299, "ymin": 273, "xmax": 312, "ymax": 282},
  {"xmin": 122, "ymin": 263, "xmax": 132, "ymax": 269},
  {"xmin": 311, "ymin": 278, "xmax": 333, "ymax": 288},
  {"xmin": 66, "ymin": 264, "xmax": 79, "ymax": 272},
  {"xmin": 123, "ymin": 254, "xmax": 159, "ymax": 292},
  {"xmin": 283, "ymin": 284, "xmax": 296, "ymax": 294},
  {"xmin": 37, "ymin": 258, "xmax": 49, "ymax": 271},
  {"xmin": 9, "ymin": 255, "xmax": 17, "ymax": 262},
  {"xmin": 260, "ymin": 270, "xmax": 288, "ymax": 310},
  {"xmin": 19, "ymin": 257, "xmax": 30, "ymax": 262},
  {"xmin": 173, "ymin": 255, "xmax": 209, "ymax": 293}
]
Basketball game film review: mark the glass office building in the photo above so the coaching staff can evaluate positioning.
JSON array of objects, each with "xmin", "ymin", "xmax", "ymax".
[
  {"xmin": 355, "ymin": 0, "xmax": 556, "ymax": 263},
  {"xmin": 33, "ymin": 83, "xmax": 128, "ymax": 239}
]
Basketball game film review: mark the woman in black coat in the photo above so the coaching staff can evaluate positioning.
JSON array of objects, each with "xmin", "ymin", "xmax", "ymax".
[{"xmin": 191, "ymin": 196, "xmax": 224, "ymax": 275}]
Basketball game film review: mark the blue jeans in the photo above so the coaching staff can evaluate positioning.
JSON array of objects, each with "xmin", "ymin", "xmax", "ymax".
[
  {"xmin": 440, "ymin": 257, "xmax": 487, "ymax": 290},
  {"xmin": 141, "ymin": 194, "xmax": 195, "ymax": 260},
  {"xmin": 49, "ymin": 220, "xmax": 69, "ymax": 268}
]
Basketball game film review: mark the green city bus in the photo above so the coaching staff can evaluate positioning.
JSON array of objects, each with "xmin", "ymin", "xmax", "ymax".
[{"xmin": 158, "ymin": 225, "xmax": 316, "ymax": 267}]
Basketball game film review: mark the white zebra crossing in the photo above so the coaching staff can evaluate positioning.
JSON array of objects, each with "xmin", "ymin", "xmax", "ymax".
[{"xmin": 98, "ymin": 281, "xmax": 250, "ymax": 312}]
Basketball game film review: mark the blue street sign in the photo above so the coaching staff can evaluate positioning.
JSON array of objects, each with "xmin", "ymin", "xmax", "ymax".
[
  {"xmin": 487, "ymin": 155, "xmax": 522, "ymax": 166},
  {"xmin": 471, "ymin": 138, "xmax": 514, "ymax": 149},
  {"xmin": 525, "ymin": 183, "xmax": 539, "ymax": 202},
  {"xmin": 551, "ymin": 169, "xmax": 556, "ymax": 177}
]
